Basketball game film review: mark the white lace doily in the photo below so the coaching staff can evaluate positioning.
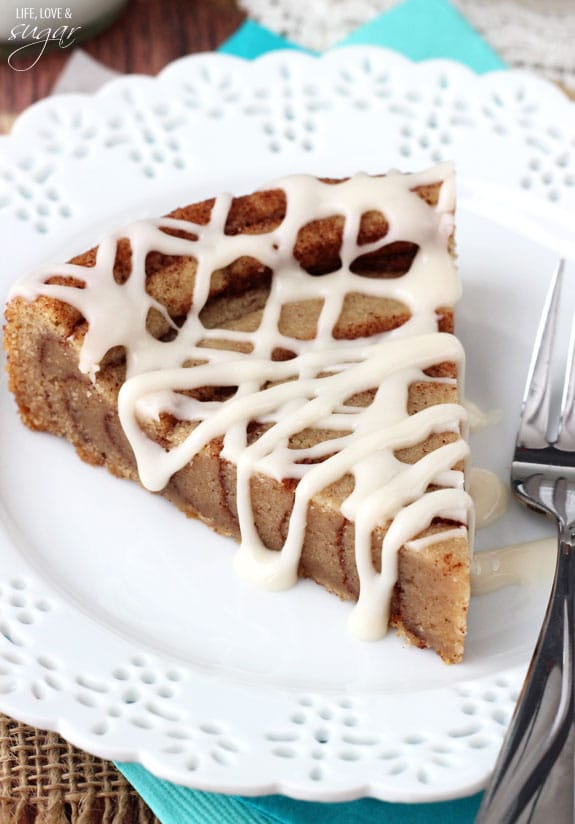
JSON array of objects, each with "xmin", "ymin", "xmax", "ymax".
[
  {"xmin": 1, "ymin": 48, "xmax": 575, "ymax": 802},
  {"xmin": 240, "ymin": 0, "xmax": 575, "ymax": 87}
]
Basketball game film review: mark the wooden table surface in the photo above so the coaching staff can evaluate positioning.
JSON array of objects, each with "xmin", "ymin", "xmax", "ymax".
[{"xmin": 1, "ymin": 0, "xmax": 245, "ymax": 119}]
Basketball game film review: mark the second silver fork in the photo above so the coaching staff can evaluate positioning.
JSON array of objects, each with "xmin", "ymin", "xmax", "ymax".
[{"xmin": 477, "ymin": 260, "xmax": 575, "ymax": 823}]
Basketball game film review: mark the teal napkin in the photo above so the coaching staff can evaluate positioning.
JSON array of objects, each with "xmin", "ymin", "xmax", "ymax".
[
  {"xmin": 336, "ymin": 0, "xmax": 504, "ymax": 71},
  {"xmin": 219, "ymin": 0, "xmax": 504, "ymax": 71},
  {"xmin": 120, "ymin": 761, "xmax": 483, "ymax": 823},
  {"xmin": 117, "ymin": 0, "xmax": 504, "ymax": 820},
  {"xmin": 219, "ymin": 19, "xmax": 315, "ymax": 58}
]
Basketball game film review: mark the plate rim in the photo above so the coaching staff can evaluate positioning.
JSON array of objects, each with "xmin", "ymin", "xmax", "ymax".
[{"xmin": 1, "ymin": 45, "xmax": 574, "ymax": 803}]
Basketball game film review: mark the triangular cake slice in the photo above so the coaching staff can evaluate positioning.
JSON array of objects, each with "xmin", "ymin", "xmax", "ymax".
[{"xmin": 4, "ymin": 164, "xmax": 472, "ymax": 662}]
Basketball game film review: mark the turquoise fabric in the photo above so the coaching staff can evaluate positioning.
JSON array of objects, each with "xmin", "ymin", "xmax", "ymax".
[
  {"xmin": 339, "ymin": 0, "xmax": 504, "ymax": 71},
  {"xmin": 120, "ymin": 762, "xmax": 483, "ymax": 824},
  {"xmin": 240, "ymin": 792, "xmax": 483, "ymax": 823},
  {"xmin": 219, "ymin": 19, "xmax": 315, "ymax": 58},
  {"xmin": 119, "ymin": 763, "xmax": 269, "ymax": 823},
  {"xmin": 117, "ymin": 1, "xmax": 505, "ymax": 820}
]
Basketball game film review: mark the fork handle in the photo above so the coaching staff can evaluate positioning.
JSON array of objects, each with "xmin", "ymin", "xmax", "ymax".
[{"xmin": 476, "ymin": 524, "xmax": 575, "ymax": 824}]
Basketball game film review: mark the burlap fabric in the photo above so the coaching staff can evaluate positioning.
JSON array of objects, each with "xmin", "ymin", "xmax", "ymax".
[{"xmin": 0, "ymin": 715, "xmax": 158, "ymax": 824}]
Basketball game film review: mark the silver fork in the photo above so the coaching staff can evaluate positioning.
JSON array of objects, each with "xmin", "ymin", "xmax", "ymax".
[{"xmin": 476, "ymin": 260, "xmax": 575, "ymax": 823}]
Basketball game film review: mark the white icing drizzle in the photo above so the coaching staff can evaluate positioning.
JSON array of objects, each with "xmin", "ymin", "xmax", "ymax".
[
  {"xmin": 11, "ymin": 164, "xmax": 474, "ymax": 641},
  {"xmin": 463, "ymin": 398, "xmax": 501, "ymax": 433},
  {"xmin": 471, "ymin": 538, "xmax": 556, "ymax": 596},
  {"xmin": 469, "ymin": 468, "xmax": 510, "ymax": 529},
  {"xmin": 406, "ymin": 526, "xmax": 468, "ymax": 552}
]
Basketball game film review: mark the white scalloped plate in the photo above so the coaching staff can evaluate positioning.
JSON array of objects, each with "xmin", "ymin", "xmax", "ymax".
[{"xmin": 1, "ymin": 48, "xmax": 575, "ymax": 803}]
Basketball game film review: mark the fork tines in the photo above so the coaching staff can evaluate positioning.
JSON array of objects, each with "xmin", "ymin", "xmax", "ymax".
[{"xmin": 516, "ymin": 259, "xmax": 575, "ymax": 456}]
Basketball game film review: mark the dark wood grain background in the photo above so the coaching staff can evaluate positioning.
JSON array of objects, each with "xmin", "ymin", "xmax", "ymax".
[{"xmin": 1, "ymin": 0, "xmax": 245, "ymax": 117}]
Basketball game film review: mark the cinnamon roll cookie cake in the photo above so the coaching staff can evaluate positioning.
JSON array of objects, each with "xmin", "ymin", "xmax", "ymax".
[{"xmin": 3, "ymin": 162, "xmax": 473, "ymax": 664}]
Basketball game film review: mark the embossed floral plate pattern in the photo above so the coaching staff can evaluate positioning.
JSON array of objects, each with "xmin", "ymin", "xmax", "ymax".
[{"xmin": 1, "ymin": 48, "xmax": 575, "ymax": 802}]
